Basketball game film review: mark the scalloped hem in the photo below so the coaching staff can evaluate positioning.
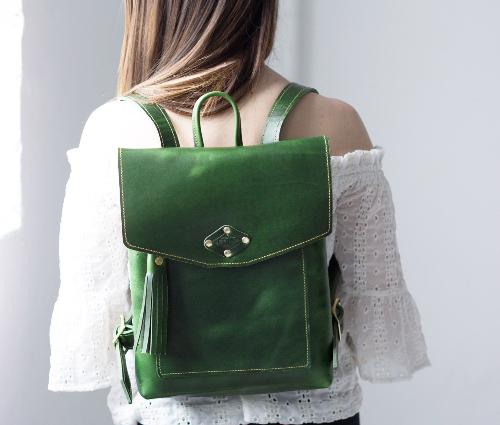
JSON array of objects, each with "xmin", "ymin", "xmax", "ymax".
[
  {"xmin": 359, "ymin": 355, "xmax": 431, "ymax": 384},
  {"xmin": 330, "ymin": 145, "xmax": 385, "ymax": 173}
]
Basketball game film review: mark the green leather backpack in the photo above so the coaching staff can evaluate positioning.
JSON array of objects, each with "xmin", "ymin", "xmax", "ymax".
[{"xmin": 113, "ymin": 82, "xmax": 344, "ymax": 403}]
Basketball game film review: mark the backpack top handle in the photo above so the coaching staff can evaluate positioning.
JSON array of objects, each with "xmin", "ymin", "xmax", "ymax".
[{"xmin": 192, "ymin": 90, "xmax": 243, "ymax": 148}]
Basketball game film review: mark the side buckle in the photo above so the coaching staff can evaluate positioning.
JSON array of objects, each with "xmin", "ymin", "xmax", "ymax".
[
  {"xmin": 113, "ymin": 314, "xmax": 134, "ymax": 404},
  {"xmin": 113, "ymin": 314, "xmax": 127, "ymax": 345},
  {"xmin": 113, "ymin": 313, "xmax": 134, "ymax": 349},
  {"xmin": 331, "ymin": 297, "xmax": 344, "ymax": 343}
]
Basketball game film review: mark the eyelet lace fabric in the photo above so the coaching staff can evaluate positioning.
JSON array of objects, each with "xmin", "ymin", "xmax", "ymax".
[{"xmin": 48, "ymin": 100, "xmax": 430, "ymax": 425}]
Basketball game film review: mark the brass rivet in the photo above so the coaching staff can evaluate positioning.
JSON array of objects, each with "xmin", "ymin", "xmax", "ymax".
[
  {"xmin": 223, "ymin": 226, "xmax": 231, "ymax": 234},
  {"xmin": 224, "ymin": 249, "xmax": 232, "ymax": 257},
  {"xmin": 154, "ymin": 256, "xmax": 163, "ymax": 266},
  {"xmin": 204, "ymin": 239, "xmax": 213, "ymax": 248},
  {"xmin": 241, "ymin": 236, "xmax": 250, "ymax": 244}
]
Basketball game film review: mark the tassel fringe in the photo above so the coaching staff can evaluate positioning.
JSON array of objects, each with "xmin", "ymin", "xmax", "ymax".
[{"xmin": 134, "ymin": 254, "xmax": 168, "ymax": 355}]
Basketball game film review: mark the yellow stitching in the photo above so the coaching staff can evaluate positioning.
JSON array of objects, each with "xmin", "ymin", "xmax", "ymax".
[
  {"xmin": 273, "ymin": 87, "xmax": 306, "ymax": 142},
  {"xmin": 261, "ymin": 83, "xmax": 292, "ymax": 143},
  {"xmin": 156, "ymin": 247, "xmax": 310, "ymax": 376},
  {"xmin": 270, "ymin": 84, "xmax": 292, "ymax": 116},
  {"xmin": 118, "ymin": 148, "xmax": 129, "ymax": 245},
  {"xmin": 139, "ymin": 103, "xmax": 165, "ymax": 147},
  {"xmin": 118, "ymin": 137, "xmax": 332, "ymax": 266},
  {"xmin": 157, "ymin": 105, "xmax": 179, "ymax": 147},
  {"xmin": 301, "ymin": 246, "xmax": 310, "ymax": 367},
  {"xmin": 323, "ymin": 135, "xmax": 332, "ymax": 231}
]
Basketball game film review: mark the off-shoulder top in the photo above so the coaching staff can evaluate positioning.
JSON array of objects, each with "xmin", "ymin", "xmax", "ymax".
[{"xmin": 48, "ymin": 98, "xmax": 431, "ymax": 425}]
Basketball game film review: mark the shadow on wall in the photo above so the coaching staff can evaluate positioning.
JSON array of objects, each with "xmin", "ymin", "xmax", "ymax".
[{"xmin": 0, "ymin": 1, "xmax": 123, "ymax": 424}]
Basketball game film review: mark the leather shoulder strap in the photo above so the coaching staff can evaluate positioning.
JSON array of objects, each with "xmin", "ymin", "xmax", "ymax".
[
  {"xmin": 118, "ymin": 94, "xmax": 180, "ymax": 148},
  {"xmin": 119, "ymin": 83, "xmax": 318, "ymax": 147},
  {"xmin": 260, "ymin": 82, "xmax": 319, "ymax": 144}
]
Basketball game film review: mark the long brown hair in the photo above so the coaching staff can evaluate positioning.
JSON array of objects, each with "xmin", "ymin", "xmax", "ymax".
[{"xmin": 117, "ymin": 0, "xmax": 278, "ymax": 116}]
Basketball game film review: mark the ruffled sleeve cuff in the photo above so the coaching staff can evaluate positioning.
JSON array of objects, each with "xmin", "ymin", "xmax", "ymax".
[
  {"xmin": 329, "ymin": 145, "xmax": 431, "ymax": 383},
  {"xmin": 340, "ymin": 286, "xmax": 431, "ymax": 383}
]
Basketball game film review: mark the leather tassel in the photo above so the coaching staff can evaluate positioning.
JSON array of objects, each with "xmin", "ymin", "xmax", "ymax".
[{"xmin": 134, "ymin": 254, "xmax": 168, "ymax": 355}]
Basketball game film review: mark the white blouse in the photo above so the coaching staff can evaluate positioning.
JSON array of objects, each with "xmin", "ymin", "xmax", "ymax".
[{"xmin": 48, "ymin": 98, "xmax": 431, "ymax": 425}]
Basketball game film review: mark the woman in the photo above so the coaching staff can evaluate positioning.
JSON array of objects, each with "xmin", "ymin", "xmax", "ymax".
[{"xmin": 48, "ymin": 1, "xmax": 430, "ymax": 424}]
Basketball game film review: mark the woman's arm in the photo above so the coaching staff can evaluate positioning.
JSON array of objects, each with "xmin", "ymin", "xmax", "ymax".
[
  {"xmin": 48, "ymin": 101, "xmax": 133, "ymax": 391},
  {"xmin": 329, "ymin": 147, "xmax": 431, "ymax": 382}
]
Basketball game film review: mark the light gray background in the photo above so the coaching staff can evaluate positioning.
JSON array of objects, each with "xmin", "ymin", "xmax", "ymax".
[{"xmin": 1, "ymin": 1, "xmax": 498, "ymax": 424}]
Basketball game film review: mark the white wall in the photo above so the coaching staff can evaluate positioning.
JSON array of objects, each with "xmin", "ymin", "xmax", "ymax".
[
  {"xmin": 0, "ymin": 1, "xmax": 124, "ymax": 424},
  {"xmin": 272, "ymin": 1, "xmax": 500, "ymax": 424}
]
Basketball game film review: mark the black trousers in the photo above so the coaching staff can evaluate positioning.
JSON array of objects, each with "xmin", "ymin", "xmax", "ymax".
[{"xmin": 138, "ymin": 411, "xmax": 360, "ymax": 425}]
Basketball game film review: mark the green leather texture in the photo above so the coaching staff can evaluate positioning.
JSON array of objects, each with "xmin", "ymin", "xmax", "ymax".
[
  {"xmin": 115, "ymin": 82, "xmax": 343, "ymax": 402},
  {"xmin": 133, "ymin": 253, "xmax": 169, "ymax": 356},
  {"xmin": 118, "ymin": 137, "xmax": 332, "ymax": 267},
  {"xmin": 261, "ymin": 83, "xmax": 319, "ymax": 144},
  {"xmin": 128, "ymin": 242, "xmax": 334, "ymax": 398}
]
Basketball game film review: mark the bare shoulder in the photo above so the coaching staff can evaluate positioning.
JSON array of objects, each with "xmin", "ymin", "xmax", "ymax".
[
  {"xmin": 281, "ymin": 91, "xmax": 374, "ymax": 157},
  {"xmin": 318, "ymin": 95, "xmax": 373, "ymax": 156}
]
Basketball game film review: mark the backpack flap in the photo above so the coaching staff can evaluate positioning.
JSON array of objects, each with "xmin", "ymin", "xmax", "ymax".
[{"xmin": 118, "ymin": 136, "xmax": 332, "ymax": 268}]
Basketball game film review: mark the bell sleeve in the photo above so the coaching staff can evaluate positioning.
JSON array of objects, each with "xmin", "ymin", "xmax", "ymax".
[
  {"xmin": 48, "ymin": 102, "xmax": 131, "ymax": 391},
  {"xmin": 328, "ymin": 147, "xmax": 431, "ymax": 383}
]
